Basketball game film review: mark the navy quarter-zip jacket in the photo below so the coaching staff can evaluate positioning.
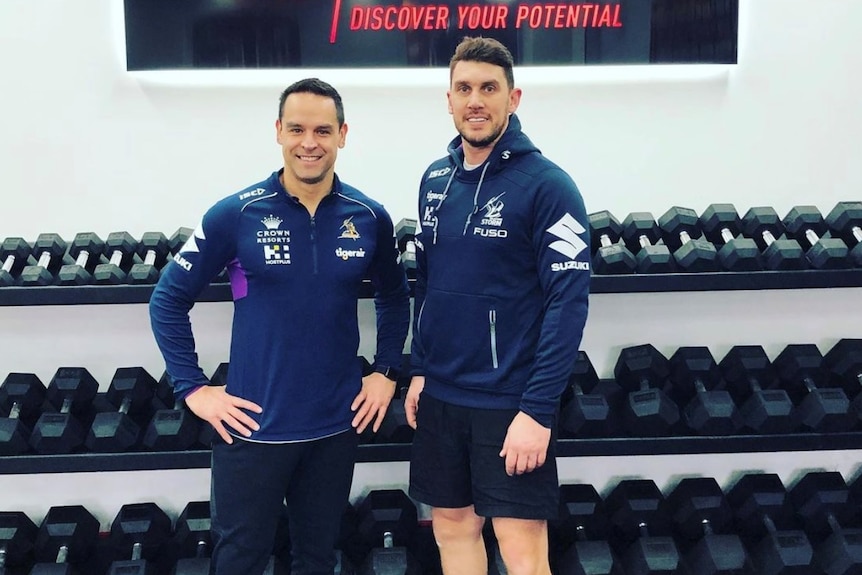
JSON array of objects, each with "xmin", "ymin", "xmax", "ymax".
[
  {"xmin": 410, "ymin": 115, "xmax": 590, "ymax": 428},
  {"xmin": 150, "ymin": 170, "xmax": 410, "ymax": 442}
]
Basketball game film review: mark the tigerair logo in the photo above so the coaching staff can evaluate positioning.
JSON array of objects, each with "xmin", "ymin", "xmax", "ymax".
[
  {"xmin": 336, "ymin": 247, "xmax": 366, "ymax": 260},
  {"xmin": 338, "ymin": 217, "xmax": 361, "ymax": 240},
  {"xmin": 547, "ymin": 213, "xmax": 590, "ymax": 272}
]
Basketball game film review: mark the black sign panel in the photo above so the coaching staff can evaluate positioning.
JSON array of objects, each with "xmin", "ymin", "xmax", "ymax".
[{"xmin": 124, "ymin": 0, "xmax": 737, "ymax": 71}]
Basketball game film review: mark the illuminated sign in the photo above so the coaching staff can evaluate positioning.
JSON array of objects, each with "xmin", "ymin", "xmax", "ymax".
[{"xmin": 124, "ymin": 0, "xmax": 737, "ymax": 70}]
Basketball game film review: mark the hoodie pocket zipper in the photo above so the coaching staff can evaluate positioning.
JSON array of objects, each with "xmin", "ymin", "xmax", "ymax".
[{"xmin": 489, "ymin": 309, "xmax": 499, "ymax": 369}]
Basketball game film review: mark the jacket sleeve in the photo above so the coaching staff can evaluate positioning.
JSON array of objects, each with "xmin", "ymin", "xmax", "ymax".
[
  {"xmin": 149, "ymin": 202, "xmax": 238, "ymax": 401},
  {"xmin": 519, "ymin": 168, "xmax": 591, "ymax": 427},
  {"xmin": 408, "ymin": 229, "xmax": 427, "ymax": 376},
  {"xmin": 368, "ymin": 207, "xmax": 411, "ymax": 373}
]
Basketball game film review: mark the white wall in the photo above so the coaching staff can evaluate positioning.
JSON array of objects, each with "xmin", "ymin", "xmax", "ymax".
[{"xmin": 2, "ymin": 0, "xmax": 862, "ymax": 529}]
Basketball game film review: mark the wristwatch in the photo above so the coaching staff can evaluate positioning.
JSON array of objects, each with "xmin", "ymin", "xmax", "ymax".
[{"xmin": 372, "ymin": 364, "xmax": 400, "ymax": 382}]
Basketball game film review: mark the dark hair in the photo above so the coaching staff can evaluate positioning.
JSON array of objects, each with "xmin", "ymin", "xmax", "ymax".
[
  {"xmin": 278, "ymin": 78, "xmax": 345, "ymax": 126},
  {"xmin": 449, "ymin": 37, "xmax": 515, "ymax": 90}
]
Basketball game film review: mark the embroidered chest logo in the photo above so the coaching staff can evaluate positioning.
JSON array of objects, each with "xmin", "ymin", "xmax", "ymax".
[
  {"xmin": 480, "ymin": 193, "xmax": 506, "ymax": 226},
  {"xmin": 547, "ymin": 213, "xmax": 590, "ymax": 272},
  {"xmin": 339, "ymin": 217, "xmax": 361, "ymax": 240},
  {"xmin": 257, "ymin": 214, "xmax": 291, "ymax": 264}
]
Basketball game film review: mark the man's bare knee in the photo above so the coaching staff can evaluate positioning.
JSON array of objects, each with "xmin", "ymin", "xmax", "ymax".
[
  {"xmin": 431, "ymin": 506, "xmax": 485, "ymax": 544},
  {"xmin": 492, "ymin": 517, "xmax": 551, "ymax": 575}
]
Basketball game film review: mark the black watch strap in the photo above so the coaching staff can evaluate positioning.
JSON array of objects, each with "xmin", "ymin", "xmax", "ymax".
[{"xmin": 372, "ymin": 364, "xmax": 399, "ymax": 382}]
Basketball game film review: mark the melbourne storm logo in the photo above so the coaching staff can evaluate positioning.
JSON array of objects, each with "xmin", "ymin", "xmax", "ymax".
[
  {"xmin": 480, "ymin": 193, "xmax": 506, "ymax": 226},
  {"xmin": 338, "ymin": 217, "xmax": 361, "ymax": 240}
]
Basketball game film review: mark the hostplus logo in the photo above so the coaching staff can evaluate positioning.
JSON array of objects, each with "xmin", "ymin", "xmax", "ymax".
[{"xmin": 547, "ymin": 213, "xmax": 590, "ymax": 272}]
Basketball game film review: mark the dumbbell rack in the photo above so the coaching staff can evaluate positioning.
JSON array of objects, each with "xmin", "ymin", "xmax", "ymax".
[
  {"xmin": 1, "ymin": 268, "xmax": 862, "ymax": 307},
  {"xmin": 3, "ymin": 265, "xmax": 862, "ymax": 476}
]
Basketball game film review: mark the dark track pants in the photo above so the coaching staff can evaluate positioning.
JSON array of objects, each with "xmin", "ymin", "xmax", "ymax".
[{"xmin": 209, "ymin": 430, "xmax": 360, "ymax": 575}]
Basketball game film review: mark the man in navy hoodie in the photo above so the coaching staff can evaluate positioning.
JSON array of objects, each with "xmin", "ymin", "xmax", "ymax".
[
  {"xmin": 405, "ymin": 37, "xmax": 590, "ymax": 575},
  {"xmin": 149, "ymin": 78, "xmax": 410, "ymax": 575}
]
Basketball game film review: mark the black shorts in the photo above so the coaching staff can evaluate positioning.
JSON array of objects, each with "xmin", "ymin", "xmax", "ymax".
[{"xmin": 408, "ymin": 393, "xmax": 559, "ymax": 520}]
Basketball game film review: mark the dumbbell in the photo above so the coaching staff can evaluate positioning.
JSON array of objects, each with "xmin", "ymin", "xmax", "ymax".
[
  {"xmin": 395, "ymin": 218, "xmax": 418, "ymax": 272},
  {"xmin": 588, "ymin": 211, "xmax": 636, "ymax": 275},
  {"xmin": 169, "ymin": 227, "xmax": 194, "ymax": 256},
  {"xmin": 0, "ymin": 372, "xmax": 46, "ymax": 455},
  {"xmin": 773, "ymin": 344, "xmax": 854, "ymax": 432},
  {"xmin": 0, "ymin": 237, "xmax": 33, "ymax": 287},
  {"xmin": 604, "ymin": 479, "xmax": 681, "ymax": 574},
  {"xmin": 782, "ymin": 206, "xmax": 849, "ymax": 269},
  {"xmin": 823, "ymin": 338, "xmax": 862, "ymax": 426},
  {"xmin": 355, "ymin": 489, "xmax": 422, "ymax": 575},
  {"xmin": 699, "ymin": 203, "xmax": 763, "ymax": 271},
  {"xmin": 740, "ymin": 207, "xmax": 808, "ymax": 270},
  {"xmin": 726, "ymin": 473, "xmax": 814, "ymax": 574},
  {"xmin": 788, "ymin": 471, "xmax": 862, "ymax": 575},
  {"xmin": 20, "ymin": 233, "xmax": 69, "ymax": 286},
  {"xmin": 30, "ymin": 504, "xmax": 99, "ymax": 575},
  {"xmin": 85, "ymin": 367, "xmax": 158, "ymax": 452},
  {"xmin": 57, "ymin": 232, "xmax": 106, "ymax": 286},
  {"xmin": 128, "ymin": 232, "xmax": 170, "ymax": 285},
  {"xmin": 668, "ymin": 347, "xmax": 742, "ymax": 436},
  {"xmin": 170, "ymin": 500, "xmax": 212, "ymax": 575},
  {"xmin": 106, "ymin": 502, "xmax": 172, "ymax": 575},
  {"xmin": 559, "ymin": 351, "xmax": 622, "ymax": 438},
  {"xmin": 825, "ymin": 201, "xmax": 862, "ymax": 267},
  {"xmin": 613, "ymin": 344, "xmax": 680, "ymax": 437},
  {"xmin": 141, "ymin": 372, "xmax": 203, "ymax": 452},
  {"xmin": 657, "ymin": 206, "xmax": 718, "ymax": 272},
  {"xmin": 666, "ymin": 477, "xmax": 749, "ymax": 575},
  {"xmin": 718, "ymin": 345, "xmax": 795, "ymax": 434},
  {"xmin": 620, "ymin": 213, "xmax": 676, "ymax": 274},
  {"xmin": 29, "ymin": 367, "xmax": 99, "ymax": 455},
  {"xmin": 0, "ymin": 510, "xmax": 38, "ymax": 574},
  {"xmin": 551, "ymin": 483, "xmax": 622, "ymax": 575},
  {"xmin": 93, "ymin": 231, "xmax": 139, "ymax": 285}
]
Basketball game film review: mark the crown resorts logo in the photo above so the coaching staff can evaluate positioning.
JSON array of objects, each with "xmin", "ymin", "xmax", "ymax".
[{"xmin": 262, "ymin": 215, "xmax": 283, "ymax": 230}]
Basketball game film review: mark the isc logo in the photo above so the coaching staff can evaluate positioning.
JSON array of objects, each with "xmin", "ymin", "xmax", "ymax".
[
  {"xmin": 239, "ymin": 188, "xmax": 266, "ymax": 201},
  {"xmin": 473, "ymin": 227, "xmax": 508, "ymax": 238}
]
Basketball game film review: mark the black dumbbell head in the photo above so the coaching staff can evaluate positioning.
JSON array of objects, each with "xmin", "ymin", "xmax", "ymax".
[
  {"xmin": 0, "ymin": 372, "xmax": 47, "ymax": 420},
  {"xmin": 588, "ymin": 211, "xmax": 623, "ymax": 249},
  {"xmin": 700, "ymin": 204, "xmax": 742, "ymax": 245},
  {"xmin": 105, "ymin": 367, "xmax": 157, "ymax": 414},
  {"xmin": 788, "ymin": 471, "xmax": 854, "ymax": 544},
  {"xmin": 614, "ymin": 344, "xmax": 670, "ymax": 392},
  {"xmin": 33, "ymin": 233, "xmax": 67, "ymax": 260},
  {"xmin": 550, "ymin": 483, "xmax": 610, "ymax": 553},
  {"xmin": 668, "ymin": 347, "xmax": 723, "ymax": 399},
  {"xmin": 657, "ymin": 207, "xmax": 701, "ymax": 249},
  {"xmin": 773, "ymin": 344, "xmax": 830, "ymax": 393},
  {"xmin": 34, "ymin": 504, "xmax": 99, "ymax": 564},
  {"xmin": 169, "ymin": 227, "xmax": 194, "ymax": 255},
  {"xmin": 395, "ymin": 218, "xmax": 418, "ymax": 252},
  {"xmin": 356, "ymin": 489, "xmax": 418, "ymax": 551},
  {"xmin": 666, "ymin": 477, "xmax": 732, "ymax": 540},
  {"xmin": 621, "ymin": 213, "xmax": 662, "ymax": 252},
  {"xmin": 0, "ymin": 237, "xmax": 32, "ymax": 274},
  {"xmin": 67, "ymin": 232, "xmax": 105, "ymax": 262},
  {"xmin": 783, "ymin": 206, "xmax": 827, "ymax": 247},
  {"xmin": 605, "ymin": 479, "xmax": 672, "ymax": 543},
  {"xmin": 172, "ymin": 500, "xmax": 212, "ymax": 560},
  {"xmin": 109, "ymin": 502, "xmax": 172, "ymax": 562},
  {"xmin": 823, "ymin": 338, "xmax": 862, "ymax": 398},
  {"xmin": 726, "ymin": 473, "xmax": 795, "ymax": 539},
  {"xmin": 0, "ymin": 510, "xmax": 38, "ymax": 568},
  {"xmin": 825, "ymin": 202, "xmax": 862, "ymax": 246},
  {"xmin": 45, "ymin": 367, "xmax": 99, "ymax": 413},
  {"xmin": 718, "ymin": 346, "xmax": 779, "ymax": 397}
]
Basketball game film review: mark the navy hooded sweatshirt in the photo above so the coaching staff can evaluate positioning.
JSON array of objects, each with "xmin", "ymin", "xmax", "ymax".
[
  {"xmin": 410, "ymin": 114, "xmax": 590, "ymax": 428},
  {"xmin": 149, "ymin": 170, "xmax": 410, "ymax": 442}
]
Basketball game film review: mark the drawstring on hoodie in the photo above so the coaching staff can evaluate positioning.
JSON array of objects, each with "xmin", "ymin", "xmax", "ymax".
[
  {"xmin": 432, "ymin": 169, "xmax": 457, "ymax": 244},
  {"xmin": 462, "ymin": 162, "xmax": 490, "ymax": 236}
]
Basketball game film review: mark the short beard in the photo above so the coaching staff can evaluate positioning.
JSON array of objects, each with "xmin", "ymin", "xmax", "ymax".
[
  {"xmin": 460, "ymin": 125, "xmax": 504, "ymax": 149},
  {"xmin": 297, "ymin": 173, "xmax": 326, "ymax": 185}
]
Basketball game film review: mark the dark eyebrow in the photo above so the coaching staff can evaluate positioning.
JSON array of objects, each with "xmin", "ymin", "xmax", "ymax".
[{"xmin": 282, "ymin": 121, "xmax": 335, "ymax": 131}]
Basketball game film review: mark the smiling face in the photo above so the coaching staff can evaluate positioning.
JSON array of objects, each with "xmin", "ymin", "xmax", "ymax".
[
  {"xmin": 448, "ymin": 60, "xmax": 521, "ymax": 164},
  {"xmin": 276, "ymin": 91, "xmax": 347, "ymax": 192}
]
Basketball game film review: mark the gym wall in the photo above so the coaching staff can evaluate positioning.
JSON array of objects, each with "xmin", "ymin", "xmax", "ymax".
[{"xmin": 0, "ymin": 0, "xmax": 861, "ymax": 530}]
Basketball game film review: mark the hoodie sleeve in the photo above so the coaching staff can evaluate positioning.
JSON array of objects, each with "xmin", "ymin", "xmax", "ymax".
[
  {"xmin": 519, "ymin": 168, "xmax": 591, "ymax": 427},
  {"xmin": 368, "ymin": 207, "xmax": 411, "ymax": 372},
  {"xmin": 149, "ymin": 200, "xmax": 238, "ymax": 401},
  {"xmin": 408, "ymin": 229, "xmax": 427, "ymax": 376}
]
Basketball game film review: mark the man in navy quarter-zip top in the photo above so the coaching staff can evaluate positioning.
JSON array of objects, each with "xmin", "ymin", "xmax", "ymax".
[
  {"xmin": 404, "ymin": 37, "xmax": 591, "ymax": 575},
  {"xmin": 149, "ymin": 78, "xmax": 410, "ymax": 575}
]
